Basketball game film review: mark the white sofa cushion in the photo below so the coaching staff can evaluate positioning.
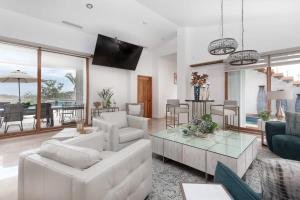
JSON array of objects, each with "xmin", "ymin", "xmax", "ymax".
[
  {"xmin": 128, "ymin": 104, "xmax": 141, "ymax": 115},
  {"xmin": 63, "ymin": 132, "xmax": 104, "ymax": 152},
  {"xmin": 102, "ymin": 111, "xmax": 128, "ymax": 128},
  {"xmin": 39, "ymin": 140, "xmax": 101, "ymax": 169},
  {"xmin": 118, "ymin": 127, "xmax": 144, "ymax": 143}
]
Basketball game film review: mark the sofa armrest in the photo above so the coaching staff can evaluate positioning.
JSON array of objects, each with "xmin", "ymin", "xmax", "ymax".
[
  {"xmin": 127, "ymin": 115, "xmax": 149, "ymax": 131},
  {"xmin": 92, "ymin": 118, "xmax": 119, "ymax": 151},
  {"xmin": 265, "ymin": 121, "xmax": 286, "ymax": 151}
]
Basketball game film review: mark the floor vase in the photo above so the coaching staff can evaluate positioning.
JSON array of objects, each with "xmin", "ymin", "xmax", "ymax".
[{"xmin": 257, "ymin": 85, "xmax": 267, "ymax": 114}]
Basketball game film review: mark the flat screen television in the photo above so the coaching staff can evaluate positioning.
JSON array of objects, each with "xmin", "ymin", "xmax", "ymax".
[{"xmin": 92, "ymin": 34, "xmax": 143, "ymax": 70}]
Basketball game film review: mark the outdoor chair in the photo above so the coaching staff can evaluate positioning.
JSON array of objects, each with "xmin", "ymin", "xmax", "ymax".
[
  {"xmin": 0, "ymin": 102, "xmax": 10, "ymax": 128},
  {"xmin": 3, "ymin": 103, "xmax": 24, "ymax": 133},
  {"xmin": 33, "ymin": 103, "xmax": 52, "ymax": 128}
]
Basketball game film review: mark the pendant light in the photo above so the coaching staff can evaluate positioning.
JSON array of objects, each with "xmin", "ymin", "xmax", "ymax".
[
  {"xmin": 227, "ymin": 0, "xmax": 260, "ymax": 65},
  {"xmin": 208, "ymin": 0, "xmax": 238, "ymax": 55}
]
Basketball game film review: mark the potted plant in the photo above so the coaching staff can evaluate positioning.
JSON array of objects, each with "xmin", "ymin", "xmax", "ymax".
[
  {"xmin": 191, "ymin": 72, "xmax": 208, "ymax": 101},
  {"xmin": 259, "ymin": 111, "xmax": 271, "ymax": 121},
  {"xmin": 97, "ymin": 88, "xmax": 113, "ymax": 108}
]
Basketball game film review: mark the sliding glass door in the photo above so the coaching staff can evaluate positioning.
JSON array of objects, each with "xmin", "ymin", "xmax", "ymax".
[
  {"xmin": 41, "ymin": 51, "xmax": 86, "ymax": 128},
  {"xmin": 0, "ymin": 43, "xmax": 37, "ymax": 135},
  {"xmin": 0, "ymin": 41, "xmax": 89, "ymax": 138},
  {"xmin": 228, "ymin": 68, "xmax": 267, "ymax": 129}
]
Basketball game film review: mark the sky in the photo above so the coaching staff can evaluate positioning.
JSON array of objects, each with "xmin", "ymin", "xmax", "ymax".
[{"xmin": 0, "ymin": 63, "xmax": 77, "ymax": 96}]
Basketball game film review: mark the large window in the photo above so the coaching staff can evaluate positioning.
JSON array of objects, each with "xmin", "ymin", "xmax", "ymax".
[
  {"xmin": 0, "ymin": 42, "xmax": 88, "ymax": 137},
  {"xmin": 228, "ymin": 68, "xmax": 267, "ymax": 128},
  {"xmin": 0, "ymin": 43, "xmax": 37, "ymax": 134},
  {"xmin": 227, "ymin": 51, "xmax": 300, "ymax": 131},
  {"xmin": 41, "ymin": 52, "xmax": 86, "ymax": 128}
]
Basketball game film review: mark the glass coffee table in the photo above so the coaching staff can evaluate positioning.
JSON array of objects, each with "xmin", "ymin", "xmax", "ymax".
[{"xmin": 150, "ymin": 127, "xmax": 258, "ymax": 179}]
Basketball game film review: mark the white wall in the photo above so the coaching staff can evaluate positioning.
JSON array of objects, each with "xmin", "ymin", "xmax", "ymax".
[
  {"xmin": 188, "ymin": 63, "xmax": 225, "ymax": 125},
  {"xmin": 89, "ymin": 49, "xmax": 155, "ymax": 115},
  {"xmin": 0, "ymin": 8, "xmax": 162, "ymax": 117},
  {"xmin": 177, "ymin": 16, "xmax": 300, "ymax": 119},
  {"xmin": 244, "ymin": 69, "xmax": 266, "ymax": 115},
  {"xmin": 157, "ymin": 53, "xmax": 177, "ymax": 118}
]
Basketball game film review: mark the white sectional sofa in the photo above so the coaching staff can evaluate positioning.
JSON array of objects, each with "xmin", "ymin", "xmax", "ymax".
[{"xmin": 18, "ymin": 132, "xmax": 152, "ymax": 200}]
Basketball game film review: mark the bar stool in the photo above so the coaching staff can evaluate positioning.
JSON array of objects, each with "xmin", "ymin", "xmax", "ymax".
[
  {"xmin": 210, "ymin": 100, "xmax": 240, "ymax": 131},
  {"xmin": 166, "ymin": 99, "xmax": 189, "ymax": 128}
]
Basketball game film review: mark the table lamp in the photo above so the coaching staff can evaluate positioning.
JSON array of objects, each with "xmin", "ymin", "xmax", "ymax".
[{"xmin": 268, "ymin": 90, "xmax": 293, "ymax": 120}]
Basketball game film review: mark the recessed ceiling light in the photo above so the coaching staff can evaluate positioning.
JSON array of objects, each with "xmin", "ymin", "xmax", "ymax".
[{"xmin": 86, "ymin": 3, "xmax": 93, "ymax": 9}]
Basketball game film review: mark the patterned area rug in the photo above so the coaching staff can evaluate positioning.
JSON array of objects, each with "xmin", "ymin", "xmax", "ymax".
[{"xmin": 149, "ymin": 146, "xmax": 279, "ymax": 200}]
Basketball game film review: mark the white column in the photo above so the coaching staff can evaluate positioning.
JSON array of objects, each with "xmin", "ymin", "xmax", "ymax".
[{"xmin": 177, "ymin": 28, "xmax": 190, "ymax": 102}]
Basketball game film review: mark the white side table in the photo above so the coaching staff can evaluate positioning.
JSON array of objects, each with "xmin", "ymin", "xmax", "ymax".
[{"xmin": 181, "ymin": 183, "xmax": 233, "ymax": 200}]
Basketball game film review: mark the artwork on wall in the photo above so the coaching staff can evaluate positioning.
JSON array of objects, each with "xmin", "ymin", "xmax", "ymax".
[{"xmin": 174, "ymin": 72, "xmax": 177, "ymax": 84}]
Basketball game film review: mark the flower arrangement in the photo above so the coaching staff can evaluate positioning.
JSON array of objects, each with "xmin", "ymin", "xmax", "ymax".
[
  {"xmin": 191, "ymin": 72, "xmax": 208, "ymax": 87},
  {"xmin": 98, "ymin": 88, "xmax": 113, "ymax": 108},
  {"xmin": 183, "ymin": 114, "xmax": 219, "ymax": 137}
]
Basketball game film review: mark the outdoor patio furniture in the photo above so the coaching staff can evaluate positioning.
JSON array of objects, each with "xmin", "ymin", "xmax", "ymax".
[
  {"xmin": 0, "ymin": 102, "xmax": 10, "ymax": 128},
  {"xmin": 60, "ymin": 104, "xmax": 84, "ymax": 124},
  {"xmin": 33, "ymin": 103, "xmax": 52, "ymax": 128},
  {"xmin": 3, "ymin": 103, "xmax": 24, "ymax": 133}
]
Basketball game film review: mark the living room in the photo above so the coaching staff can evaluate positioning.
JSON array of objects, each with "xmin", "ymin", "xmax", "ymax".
[{"xmin": 1, "ymin": 0, "xmax": 300, "ymax": 200}]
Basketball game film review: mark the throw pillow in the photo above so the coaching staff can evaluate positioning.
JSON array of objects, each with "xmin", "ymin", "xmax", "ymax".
[
  {"xmin": 128, "ymin": 104, "xmax": 141, "ymax": 116},
  {"xmin": 39, "ymin": 140, "xmax": 101, "ymax": 169},
  {"xmin": 261, "ymin": 158, "xmax": 300, "ymax": 200},
  {"xmin": 285, "ymin": 112, "xmax": 300, "ymax": 136}
]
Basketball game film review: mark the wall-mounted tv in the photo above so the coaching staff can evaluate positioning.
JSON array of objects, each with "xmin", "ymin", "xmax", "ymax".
[{"xmin": 92, "ymin": 34, "xmax": 143, "ymax": 70}]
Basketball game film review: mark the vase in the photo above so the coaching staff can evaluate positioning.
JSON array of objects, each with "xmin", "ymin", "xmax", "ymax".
[
  {"xmin": 257, "ymin": 85, "xmax": 267, "ymax": 114},
  {"xmin": 276, "ymin": 99, "xmax": 288, "ymax": 112},
  {"xmin": 295, "ymin": 94, "xmax": 300, "ymax": 112},
  {"xmin": 194, "ymin": 86, "xmax": 200, "ymax": 101}
]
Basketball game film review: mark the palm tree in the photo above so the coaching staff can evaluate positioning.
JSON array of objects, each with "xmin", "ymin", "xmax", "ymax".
[{"xmin": 65, "ymin": 73, "xmax": 76, "ymax": 91}]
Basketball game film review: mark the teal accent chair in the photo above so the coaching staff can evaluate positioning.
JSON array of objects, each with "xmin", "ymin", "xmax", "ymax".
[
  {"xmin": 214, "ymin": 162, "xmax": 261, "ymax": 200},
  {"xmin": 265, "ymin": 121, "xmax": 300, "ymax": 161}
]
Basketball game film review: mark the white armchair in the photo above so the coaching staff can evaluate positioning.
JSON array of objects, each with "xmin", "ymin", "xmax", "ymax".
[
  {"xmin": 18, "ymin": 133, "xmax": 152, "ymax": 200},
  {"xmin": 93, "ymin": 111, "xmax": 149, "ymax": 151}
]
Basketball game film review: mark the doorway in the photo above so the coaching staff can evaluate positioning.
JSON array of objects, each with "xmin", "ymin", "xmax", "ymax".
[{"xmin": 137, "ymin": 75, "xmax": 152, "ymax": 118}]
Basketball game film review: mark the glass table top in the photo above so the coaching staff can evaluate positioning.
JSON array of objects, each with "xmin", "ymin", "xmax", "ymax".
[{"xmin": 150, "ymin": 127, "xmax": 257, "ymax": 159}]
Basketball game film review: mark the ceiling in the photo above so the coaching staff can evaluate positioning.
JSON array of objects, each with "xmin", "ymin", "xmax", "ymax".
[
  {"xmin": 0, "ymin": 0, "xmax": 299, "ymax": 49},
  {"xmin": 0, "ymin": 0, "xmax": 177, "ymax": 48},
  {"xmin": 137, "ymin": 0, "xmax": 299, "ymax": 27}
]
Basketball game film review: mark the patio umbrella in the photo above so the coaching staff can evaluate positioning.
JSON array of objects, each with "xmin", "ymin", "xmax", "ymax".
[{"xmin": 0, "ymin": 70, "xmax": 37, "ymax": 103}]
